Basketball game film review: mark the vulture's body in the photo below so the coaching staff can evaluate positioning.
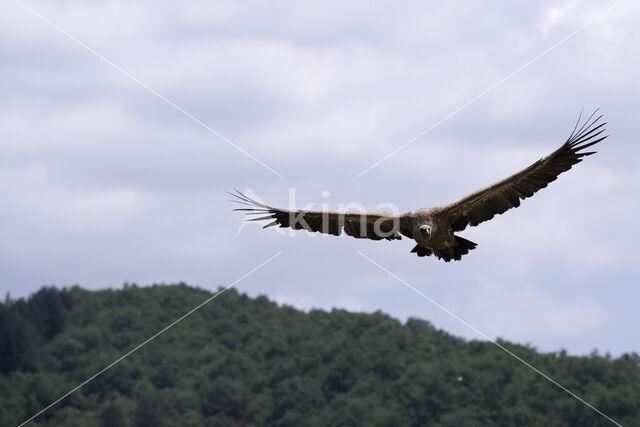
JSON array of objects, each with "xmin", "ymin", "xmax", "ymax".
[{"xmin": 231, "ymin": 111, "xmax": 607, "ymax": 262}]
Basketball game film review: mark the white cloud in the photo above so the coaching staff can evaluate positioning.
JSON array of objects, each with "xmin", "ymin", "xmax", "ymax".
[
  {"xmin": 1, "ymin": 0, "xmax": 639, "ymax": 354},
  {"xmin": 463, "ymin": 277, "xmax": 608, "ymax": 340}
]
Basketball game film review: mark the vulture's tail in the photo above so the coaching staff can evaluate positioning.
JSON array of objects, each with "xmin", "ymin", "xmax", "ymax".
[{"xmin": 411, "ymin": 236, "xmax": 478, "ymax": 262}]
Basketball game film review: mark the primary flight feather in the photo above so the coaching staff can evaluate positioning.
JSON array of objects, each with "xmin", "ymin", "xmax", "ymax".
[{"xmin": 231, "ymin": 111, "xmax": 607, "ymax": 262}]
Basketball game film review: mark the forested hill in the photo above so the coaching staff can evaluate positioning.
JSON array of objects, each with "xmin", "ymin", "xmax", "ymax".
[{"xmin": 1, "ymin": 285, "xmax": 639, "ymax": 426}]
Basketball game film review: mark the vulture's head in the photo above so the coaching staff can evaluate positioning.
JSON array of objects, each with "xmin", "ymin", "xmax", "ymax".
[{"xmin": 419, "ymin": 224, "xmax": 432, "ymax": 240}]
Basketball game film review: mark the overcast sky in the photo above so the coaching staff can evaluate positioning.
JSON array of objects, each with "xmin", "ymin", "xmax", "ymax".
[{"xmin": 2, "ymin": 0, "xmax": 639, "ymax": 356}]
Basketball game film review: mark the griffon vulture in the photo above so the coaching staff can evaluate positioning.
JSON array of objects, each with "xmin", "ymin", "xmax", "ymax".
[{"xmin": 231, "ymin": 111, "xmax": 607, "ymax": 262}]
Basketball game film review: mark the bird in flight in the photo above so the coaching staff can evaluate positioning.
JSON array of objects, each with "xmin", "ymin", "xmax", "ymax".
[{"xmin": 231, "ymin": 111, "xmax": 607, "ymax": 262}]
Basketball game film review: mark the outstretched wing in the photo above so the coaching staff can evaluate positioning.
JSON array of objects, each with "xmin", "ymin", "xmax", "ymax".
[
  {"xmin": 441, "ymin": 110, "xmax": 607, "ymax": 232},
  {"xmin": 230, "ymin": 190, "xmax": 415, "ymax": 241}
]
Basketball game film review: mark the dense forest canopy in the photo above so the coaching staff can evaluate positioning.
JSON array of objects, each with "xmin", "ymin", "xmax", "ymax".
[{"xmin": 1, "ymin": 284, "xmax": 638, "ymax": 426}]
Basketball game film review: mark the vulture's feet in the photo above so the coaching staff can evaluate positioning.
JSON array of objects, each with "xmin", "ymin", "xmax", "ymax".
[{"xmin": 411, "ymin": 236, "xmax": 477, "ymax": 262}]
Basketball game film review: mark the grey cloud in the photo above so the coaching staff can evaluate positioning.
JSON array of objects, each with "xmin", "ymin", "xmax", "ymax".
[{"xmin": 1, "ymin": 0, "xmax": 639, "ymax": 356}]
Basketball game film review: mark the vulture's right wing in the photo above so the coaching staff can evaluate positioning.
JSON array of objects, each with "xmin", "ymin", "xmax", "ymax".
[{"xmin": 230, "ymin": 190, "xmax": 415, "ymax": 241}]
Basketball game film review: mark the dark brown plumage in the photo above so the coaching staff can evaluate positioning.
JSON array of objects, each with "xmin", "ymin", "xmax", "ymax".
[{"xmin": 231, "ymin": 111, "xmax": 607, "ymax": 262}]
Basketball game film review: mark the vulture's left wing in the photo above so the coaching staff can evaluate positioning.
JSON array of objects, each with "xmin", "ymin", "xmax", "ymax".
[
  {"xmin": 440, "ymin": 111, "xmax": 607, "ymax": 232},
  {"xmin": 230, "ymin": 190, "xmax": 414, "ymax": 241}
]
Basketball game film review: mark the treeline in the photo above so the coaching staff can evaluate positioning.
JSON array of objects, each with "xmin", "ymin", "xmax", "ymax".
[{"xmin": 1, "ymin": 284, "xmax": 638, "ymax": 426}]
